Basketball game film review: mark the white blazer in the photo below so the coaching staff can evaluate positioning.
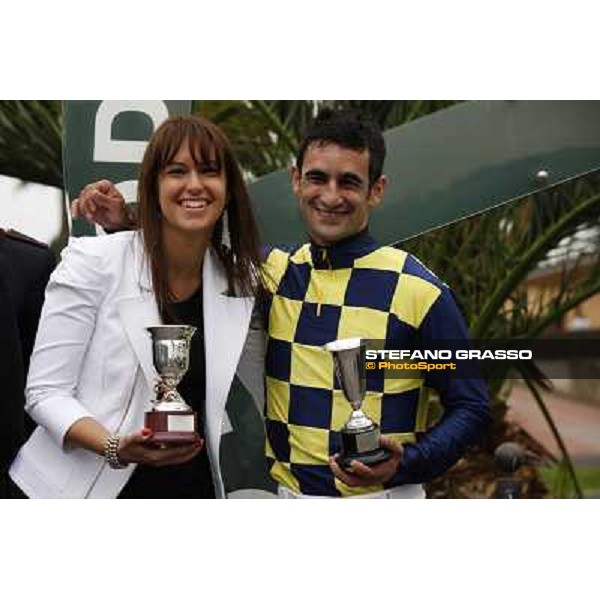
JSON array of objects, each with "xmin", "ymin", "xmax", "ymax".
[{"xmin": 9, "ymin": 231, "xmax": 266, "ymax": 498}]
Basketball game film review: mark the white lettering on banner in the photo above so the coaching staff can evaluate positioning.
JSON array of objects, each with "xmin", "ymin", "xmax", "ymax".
[
  {"xmin": 93, "ymin": 100, "xmax": 169, "ymax": 163},
  {"xmin": 366, "ymin": 349, "xmax": 534, "ymax": 360},
  {"xmin": 365, "ymin": 349, "xmax": 453, "ymax": 360},
  {"xmin": 455, "ymin": 350, "xmax": 533, "ymax": 360},
  {"xmin": 115, "ymin": 180, "xmax": 139, "ymax": 204}
]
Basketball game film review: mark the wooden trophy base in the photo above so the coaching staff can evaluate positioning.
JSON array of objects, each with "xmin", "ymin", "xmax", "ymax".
[{"xmin": 145, "ymin": 409, "xmax": 198, "ymax": 445}]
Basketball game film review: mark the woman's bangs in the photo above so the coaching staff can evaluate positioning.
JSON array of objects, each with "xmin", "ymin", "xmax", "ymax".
[
  {"xmin": 186, "ymin": 122, "xmax": 225, "ymax": 172},
  {"xmin": 155, "ymin": 124, "xmax": 188, "ymax": 169},
  {"xmin": 153, "ymin": 119, "xmax": 225, "ymax": 172}
]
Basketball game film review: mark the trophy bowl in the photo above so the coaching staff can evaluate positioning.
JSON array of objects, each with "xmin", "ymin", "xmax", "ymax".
[
  {"xmin": 325, "ymin": 338, "xmax": 391, "ymax": 470},
  {"xmin": 145, "ymin": 325, "xmax": 198, "ymax": 444}
]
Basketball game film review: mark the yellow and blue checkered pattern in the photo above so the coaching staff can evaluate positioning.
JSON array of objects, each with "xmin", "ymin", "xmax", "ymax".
[{"xmin": 262, "ymin": 232, "xmax": 445, "ymax": 497}]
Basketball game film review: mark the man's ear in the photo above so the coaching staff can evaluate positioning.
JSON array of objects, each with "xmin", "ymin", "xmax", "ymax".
[
  {"xmin": 290, "ymin": 165, "xmax": 301, "ymax": 198},
  {"xmin": 368, "ymin": 175, "xmax": 387, "ymax": 208}
]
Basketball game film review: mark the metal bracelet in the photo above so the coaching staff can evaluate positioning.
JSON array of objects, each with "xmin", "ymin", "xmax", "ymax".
[{"xmin": 104, "ymin": 434, "xmax": 128, "ymax": 470}]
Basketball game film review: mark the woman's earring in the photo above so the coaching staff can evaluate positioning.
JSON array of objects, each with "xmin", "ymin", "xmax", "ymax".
[{"xmin": 221, "ymin": 209, "xmax": 231, "ymax": 249}]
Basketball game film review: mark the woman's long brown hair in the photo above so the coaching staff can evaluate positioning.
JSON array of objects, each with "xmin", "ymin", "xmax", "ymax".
[{"xmin": 137, "ymin": 115, "xmax": 263, "ymax": 317}]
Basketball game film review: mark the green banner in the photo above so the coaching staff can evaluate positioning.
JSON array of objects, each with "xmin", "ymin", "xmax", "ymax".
[
  {"xmin": 63, "ymin": 100, "xmax": 191, "ymax": 236},
  {"xmin": 250, "ymin": 101, "xmax": 600, "ymax": 245}
]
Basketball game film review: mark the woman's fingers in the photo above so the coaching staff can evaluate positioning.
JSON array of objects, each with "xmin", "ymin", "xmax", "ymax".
[
  {"xmin": 117, "ymin": 430, "xmax": 203, "ymax": 466},
  {"xmin": 71, "ymin": 180, "xmax": 126, "ymax": 229},
  {"xmin": 152, "ymin": 443, "xmax": 204, "ymax": 467}
]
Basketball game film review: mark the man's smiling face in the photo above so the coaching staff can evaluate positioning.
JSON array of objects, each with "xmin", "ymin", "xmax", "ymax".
[{"xmin": 292, "ymin": 142, "xmax": 385, "ymax": 246}]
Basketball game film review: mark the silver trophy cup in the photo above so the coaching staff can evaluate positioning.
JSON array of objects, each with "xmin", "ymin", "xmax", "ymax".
[
  {"xmin": 145, "ymin": 325, "xmax": 198, "ymax": 444},
  {"xmin": 325, "ymin": 338, "xmax": 390, "ymax": 470}
]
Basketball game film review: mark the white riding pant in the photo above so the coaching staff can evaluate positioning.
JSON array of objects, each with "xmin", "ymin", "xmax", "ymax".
[{"xmin": 278, "ymin": 484, "xmax": 425, "ymax": 499}]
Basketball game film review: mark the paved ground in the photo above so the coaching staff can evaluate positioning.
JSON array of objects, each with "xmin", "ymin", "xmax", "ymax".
[{"xmin": 507, "ymin": 382, "xmax": 600, "ymax": 464}]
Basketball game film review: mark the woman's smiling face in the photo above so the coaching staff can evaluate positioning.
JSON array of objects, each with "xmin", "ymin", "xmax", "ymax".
[{"xmin": 158, "ymin": 140, "xmax": 227, "ymax": 239}]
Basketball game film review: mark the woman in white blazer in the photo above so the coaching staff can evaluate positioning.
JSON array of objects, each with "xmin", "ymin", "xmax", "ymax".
[{"xmin": 9, "ymin": 116, "xmax": 268, "ymax": 498}]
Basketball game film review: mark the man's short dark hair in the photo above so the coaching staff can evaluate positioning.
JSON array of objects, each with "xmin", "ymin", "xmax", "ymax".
[{"xmin": 296, "ymin": 108, "xmax": 386, "ymax": 187}]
